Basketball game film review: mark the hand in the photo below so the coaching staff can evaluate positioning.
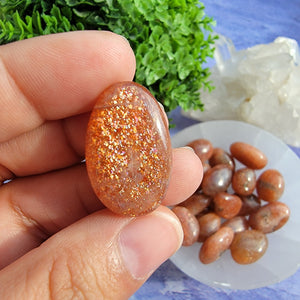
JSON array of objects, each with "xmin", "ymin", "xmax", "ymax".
[{"xmin": 0, "ymin": 31, "xmax": 202, "ymax": 299}]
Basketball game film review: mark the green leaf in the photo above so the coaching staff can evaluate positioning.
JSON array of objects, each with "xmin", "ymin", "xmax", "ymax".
[{"xmin": 0, "ymin": 0, "xmax": 217, "ymax": 117}]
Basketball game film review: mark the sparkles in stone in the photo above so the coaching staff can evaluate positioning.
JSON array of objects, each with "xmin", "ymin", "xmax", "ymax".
[{"xmin": 85, "ymin": 81, "xmax": 172, "ymax": 216}]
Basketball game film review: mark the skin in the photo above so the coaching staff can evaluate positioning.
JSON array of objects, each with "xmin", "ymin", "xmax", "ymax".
[{"xmin": 0, "ymin": 31, "xmax": 203, "ymax": 299}]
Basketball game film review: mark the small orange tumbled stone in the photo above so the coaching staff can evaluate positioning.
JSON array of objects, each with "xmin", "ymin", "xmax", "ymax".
[
  {"xmin": 85, "ymin": 82, "xmax": 172, "ymax": 216},
  {"xmin": 230, "ymin": 142, "xmax": 267, "ymax": 170},
  {"xmin": 256, "ymin": 169, "xmax": 285, "ymax": 202}
]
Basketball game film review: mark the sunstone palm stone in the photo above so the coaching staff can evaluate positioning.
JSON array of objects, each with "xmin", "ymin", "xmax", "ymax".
[{"xmin": 85, "ymin": 82, "xmax": 172, "ymax": 216}]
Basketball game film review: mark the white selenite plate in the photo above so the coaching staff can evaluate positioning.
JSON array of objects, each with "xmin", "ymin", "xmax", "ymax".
[{"xmin": 170, "ymin": 120, "xmax": 300, "ymax": 290}]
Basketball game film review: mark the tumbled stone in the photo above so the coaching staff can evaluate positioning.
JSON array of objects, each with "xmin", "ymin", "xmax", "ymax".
[
  {"xmin": 232, "ymin": 167, "xmax": 257, "ymax": 196},
  {"xmin": 238, "ymin": 194, "xmax": 261, "ymax": 216},
  {"xmin": 248, "ymin": 201, "xmax": 290, "ymax": 233},
  {"xmin": 197, "ymin": 212, "xmax": 221, "ymax": 242},
  {"xmin": 256, "ymin": 169, "xmax": 285, "ymax": 202},
  {"xmin": 85, "ymin": 82, "xmax": 172, "ymax": 216},
  {"xmin": 180, "ymin": 192, "xmax": 211, "ymax": 216},
  {"xmin": 213, "ymin": 192, "xmax": 242, "ymax": 219},
  {"xmin": 230, "ymin": 230, "xmax": 268, "ymax": 265},
  {"xmin": 222, "ymin": 216, "xmax": 249, "ymax": 233},
  {"xmin": 230, "ymin": 142, "xmax": 267, "ymax": 170},
  {"xmin": 186, "ymin": 139, "xmax": 213, "ymax": 162},
  {"xmin": 209, "ymin": 147, "xmax": 235, "ymax": 170},
  {"xmin": 201, "ymin": 164, "xmax": 232, "ymax": 196},
  {"xmin": 172, "ymin": 206, "xmax": 200, "ymax": 246},
  {"xmin": 199, "ymin": 227, "xmax": 234, "ymax": 264}
]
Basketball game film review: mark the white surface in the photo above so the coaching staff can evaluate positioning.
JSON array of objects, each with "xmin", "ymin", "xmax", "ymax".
[{"xmin": 170, "ymin": 120, "xmax": 300, "ymax": 290}]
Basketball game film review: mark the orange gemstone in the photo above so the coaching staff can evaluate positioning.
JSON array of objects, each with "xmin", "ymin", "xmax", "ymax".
[
  {"xmin": 213, "ymin": 192, "xmax": 242, "ymax": 219},
  {"xmin": 201, "ymin": 164, "xmax": 233, "ymax": 196},
  {"xmin": 85, "ymin": 82, "xmax": 172, "ymax": 216},
  {"xmin": 187, "ymin": 139, "xmax": 213, "ymax": 162},
  {"xmin": 248, "ymin": 201, "xmax": 290, "ymax": 233},
  {"xmin": 172, "ymin": 206, "xmax": 200, "ymax": 246},
  {"xmin": 209, "ymin": 147, "xmax": 235, "ymax": 170},
  {"xmin": 232, "ymin": 167, "xmax": 256, "ymax": 196},
  {"xmin": 199, "ymin": 227, "xmax": 234, "ymax": 264},
  {"xmin": 230, "ymin": 142, "xmax": 267, "ymax": 170},
  {"xmin": 256, "ymin": 169, "xmax": 285, "ymax": 202},
  {"xmin": 230, "ymin": 230, "xmax": 268, "ymax": 264}
]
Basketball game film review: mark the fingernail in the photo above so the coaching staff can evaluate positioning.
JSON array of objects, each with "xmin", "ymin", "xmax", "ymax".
[
  {"xmin": 119, "ymin": 34, "xmax": 130, "ymax": 45},
  {"xmin": 179, "ymin": 146, "xmax": 195, "ymax": 153},
  {"xmin": 119, "ymin": 208, "xmax": 183, "ymax": 279}
]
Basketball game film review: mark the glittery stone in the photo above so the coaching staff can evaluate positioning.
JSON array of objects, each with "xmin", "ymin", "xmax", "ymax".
[{"xmin": 85, "ymin": 82, "xmax": 172, "ymax": 216}]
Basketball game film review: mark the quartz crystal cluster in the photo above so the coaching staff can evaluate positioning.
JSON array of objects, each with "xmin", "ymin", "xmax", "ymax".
[{"xmin": 183, "ymin": 35, "xmax": 300, "ymax": 146}]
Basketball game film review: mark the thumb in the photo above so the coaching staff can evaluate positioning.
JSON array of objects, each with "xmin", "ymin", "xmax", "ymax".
[{"xmin": 0, "ymin": 206, "xmax": 183, "ymax": 300}]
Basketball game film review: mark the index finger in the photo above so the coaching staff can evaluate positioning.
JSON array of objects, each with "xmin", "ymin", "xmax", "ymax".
[{"xmin": 0, "ymin": 31, "xmax": 136, "ymax": 143}]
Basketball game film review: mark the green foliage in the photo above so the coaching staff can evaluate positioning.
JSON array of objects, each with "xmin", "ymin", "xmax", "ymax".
[{"xmin": 0, "ymin": 0, "xmax": 217, "ymax": 112}]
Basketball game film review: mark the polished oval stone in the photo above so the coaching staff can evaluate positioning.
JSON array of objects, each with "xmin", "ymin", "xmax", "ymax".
[
  {"xmin": 238, "ymin": 194, "xmax": 261, "ymax": 216},
  {"xmin": 230, "ymin": 230, "xmax": 268, "ymax": 265},
  {"xmin": 209, "ymin": 147, "xmax": 235, "ymax": 170},
  {"xmin": 222, "ymin": 216, "xmax": 249, "ymax": 233},
  {"xmin": 213, "ymin": 192, "xmax": 242, "ymax": 219},
  {"xmin": 201, "ymin": 164, "xmax": 233, "ymax": 196},
  {"xmin": 232, "ymin": 167, "xmax": 256, "ymax": 196},
  {"xmin": 249, "ymin": 201, "xmax": 290, "ymax": 233},
  {"xmin": 85, "ymin": 82, "xmax": 172, "ymax": 216},
  {"xmin": 197, "ymin": 212, "xmax": 221, "ymax": 242},
  {"xmin": 187, "ymin": 139, "xmax": 213, "ymax": 162},
  {"xmin": 230, "ymin": 142, "xmax": 267, "ymax": 169},
  {"xmin": 199, "ymin": 227, "xmax": 234, "ymax": 264},
  {"xmin": 256, "ymin": 169, "xmax": 285, "ymax": 202},
  {"xmin": 172, "ymin": 206, "xmax": 200, "ymax": 246},
  {"xmin": 181, "ymin": 192, "xmax": 211, "ymax": 216}
]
